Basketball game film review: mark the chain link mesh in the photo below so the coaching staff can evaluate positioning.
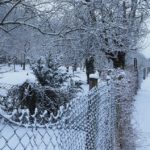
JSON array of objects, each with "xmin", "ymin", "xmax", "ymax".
[
  {"xmin": 0, "ymin": 81, "xmax": 115, "ymax": 150},
  {"xmin": 0, "ymin": 69, "xmax": 137, "ymax": 150}
]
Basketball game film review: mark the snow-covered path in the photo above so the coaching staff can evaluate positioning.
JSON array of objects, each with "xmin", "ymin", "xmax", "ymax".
[{"xmin": 134, "ymin": 75, "xmax": 150, "ymax": 150}]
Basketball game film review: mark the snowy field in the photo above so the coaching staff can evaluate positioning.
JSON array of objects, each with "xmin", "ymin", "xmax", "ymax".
[
  {"xmin": 134, "ymin": 75, "xmax": 150, "ymax": 150},
  {"xmin": 0, "ymin": 65, "xmax": 89, "ymax": 96},
  {"xmin": 0, "ymin": 65, "xmax": 36, "ymax": 97},
  {"xmin": 0, "ymin": 65, "xmax": 36, "ymax": 85}
]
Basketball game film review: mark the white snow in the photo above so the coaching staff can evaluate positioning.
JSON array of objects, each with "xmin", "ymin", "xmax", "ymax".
[
  {"xmin": 0, "ymin": 89, "xmax": 7, "ymax": 97},
  {"xmin": 134, "ymin": 75, "xmax": 150, "ymax": 150},
  {"xmin": 69, "ymin": 67, "xmax": 89, "ymax": 96},
  {"xmin": 0, "ymin": 65, "xmax": 36, "ymax": 97},
  {"xmin": 89, "ymin": 71, "xmax": 99, "ymax": 79},
  {"xmin": 0, "ymin": 124, "xmax": 60, "ymax": 150},
  {"xmin": 0, "ymin": 124, "xmax": 86, "ymax": 150},
  {"xmin": 0, "ymin": 65, "xmax": 36, "ymax": 86}
]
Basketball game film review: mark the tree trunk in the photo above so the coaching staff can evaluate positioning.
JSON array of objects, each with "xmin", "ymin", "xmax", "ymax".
[
  {"xmin": 14, "ymin": 62, "xmax": 16, "ymax": 72},
  {"xmin": 23, "ymin": 53, "xmax": 26, "ymax": 70},
  {"xmin": 23, "ymin": 62, "xmax": 25, "ymax": 70},
  {"xmin": 106, "ymin": 51, "xmax": 126, "ymax": 69}
]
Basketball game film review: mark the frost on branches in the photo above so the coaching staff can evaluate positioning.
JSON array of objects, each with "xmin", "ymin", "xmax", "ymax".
[
  {"xmin": 32, "ymin": 53, "xmax": 69, "ymax": 88},
  {"xmin": 106, "ymin": 69, "xmax": 137, "ymax": 150}
]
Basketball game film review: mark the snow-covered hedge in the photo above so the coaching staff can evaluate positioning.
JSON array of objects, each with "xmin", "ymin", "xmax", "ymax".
[{"xmin": 105, "ymin": 69, "xmax": 137, "ymax": 150}]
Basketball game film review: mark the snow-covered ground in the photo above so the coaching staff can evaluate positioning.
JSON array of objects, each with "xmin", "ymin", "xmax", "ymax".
[
  {"xmin": 0, "ymin": 65, "xmax": 36, "ymax": 97},
  {"xmin": 71, "ymin": 67, "xmax": 89, "ymax": 96},
  {"xmin": 0, "ymin": 124, "xmax": 60, "ymax": 150},
  {"xmin": 0, "ymin": 65, "xmax": 36, "ymax": 85},
  {"xmin": 0, "ymin": 65, "xmax": 89, "ymax": 96},
  {"xmin": 134, "ymin": 75, "xmax": 150, "ymax": 150}
]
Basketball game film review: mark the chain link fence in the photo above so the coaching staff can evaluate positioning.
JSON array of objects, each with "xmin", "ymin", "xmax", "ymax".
[{"xmin": 0, "ymin": 69, "xmax": 137, "ymax": 150}]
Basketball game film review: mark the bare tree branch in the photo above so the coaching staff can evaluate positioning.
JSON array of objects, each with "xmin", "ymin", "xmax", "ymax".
[{"xmin": 1, "ymin": 0, "xmax": 22, "ymax": 24}]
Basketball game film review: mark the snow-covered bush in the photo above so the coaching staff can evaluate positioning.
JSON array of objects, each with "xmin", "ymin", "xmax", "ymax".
[
  {"xmin": 4, "ymin": 80, "xmax": 69, "ymax": 124},
  {"xmin": 32, "ymin": 53, "xmax": 69, "ymax": 88},
  {"xmin": 64, "ymin": 79, "xmax": 84, "ymax": 100}
]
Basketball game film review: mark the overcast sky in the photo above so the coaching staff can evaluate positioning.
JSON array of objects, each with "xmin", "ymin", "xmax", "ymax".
[{"xmin": 140, "ymin": 18, "xmax": 150, "ymax": 58}]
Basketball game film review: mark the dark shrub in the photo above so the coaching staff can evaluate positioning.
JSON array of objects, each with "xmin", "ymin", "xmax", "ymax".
[{"xmin": 4, "ymin": 81, "xmax": 68, "ymax": 124}]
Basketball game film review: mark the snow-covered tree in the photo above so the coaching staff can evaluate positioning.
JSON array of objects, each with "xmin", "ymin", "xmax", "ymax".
[
  {"xmin": 32, "ymin": 53, "xmax": 68, "ymax": 88},
  {"xmin": 51, "ymin": 0, "xmax": 149, "ymax": 69}
]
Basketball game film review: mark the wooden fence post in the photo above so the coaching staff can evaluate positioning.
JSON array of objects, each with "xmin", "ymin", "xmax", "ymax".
[{"xmin": 89, "ymin": 75, "xmax": 98, "ymax": 90}]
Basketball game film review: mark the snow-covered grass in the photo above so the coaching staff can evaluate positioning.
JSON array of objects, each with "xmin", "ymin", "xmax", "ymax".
[
  {"xmin": 59, "ymin": 66, "xmax": 90, "ymax": 96},
  {"xmin": 0, "ymin": 65, "xmax": 89, "ymax": 96},
  {"xmin": 0, "ymin": 65, "xmax": 36, "ymax": 85},
  {"xmin": 0, "ymin": 65, "xmax": 36, "ymax": 97},
  {"xmin": 71, "ymin": 67, "xmax": 89, "ymax": 96},
  {"xmin": 134, "ymin": 75, "xmax": 150, "ymax": 150}
]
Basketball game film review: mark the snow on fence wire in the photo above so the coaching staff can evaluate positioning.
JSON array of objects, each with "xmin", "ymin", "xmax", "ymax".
[
  {"xmin": 0, "ymin": 81, "xmax": 116, "ymax": 150},
  {"xmin": 111, "ymin": 69, "xmax": 137, "ymax": 150},
  {"xmin": 0, "ymin": 69, "xmax": 137, "ymax": 150},
  {"xmin": 58, "ymin": 83, "xmax": 116, "ymax": 150},
  {"xmin": 0, "ymin": 83, "xmax": 14, "ymax": 97}
]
